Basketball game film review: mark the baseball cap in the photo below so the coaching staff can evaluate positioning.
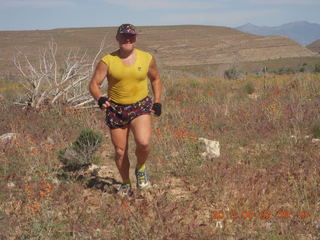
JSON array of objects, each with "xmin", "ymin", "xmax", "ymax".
[{"xmin": 117, "ymin": 24, "xmax": 137, "ymax": 35}]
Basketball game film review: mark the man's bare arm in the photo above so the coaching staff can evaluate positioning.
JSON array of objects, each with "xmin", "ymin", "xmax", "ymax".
[
  {"xmin": 89, "ymin": 61, "xmax": 108, "ymax": 100},
  {"xmin": 89, "ymin": 61, "xmax": 111, "ymax": 109},
  {"xmin": 148, "ymin": 56, "xmax": 162, "ymax": 103}
]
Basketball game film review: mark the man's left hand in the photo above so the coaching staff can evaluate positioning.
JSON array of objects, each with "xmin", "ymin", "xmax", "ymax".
[{"xmin": 152, "ymin": 103, "xmax": 162, "ymax": 116}]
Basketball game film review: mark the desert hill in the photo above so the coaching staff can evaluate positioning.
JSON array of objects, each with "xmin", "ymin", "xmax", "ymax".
[
  {"xmin": 0, "ymin": 25, "xmax": 316, "ymax": 76},
  {"xmin": 236, "ymin": 21, "xmax": 320, "ymax": 46},
  {"xmin": 307, "ymin": 39, "xmax": 320, "ymax": 54}
]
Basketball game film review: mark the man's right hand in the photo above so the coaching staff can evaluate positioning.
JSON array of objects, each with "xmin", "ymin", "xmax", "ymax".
[{"xmin": 98, "ymin": 96, "xmax": 111, "ymax": 109}]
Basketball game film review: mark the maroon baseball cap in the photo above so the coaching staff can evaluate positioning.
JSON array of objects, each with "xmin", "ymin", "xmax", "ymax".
[{"xmin": 117, "ymin": 23, "xmax": 137, "ymax": 35}]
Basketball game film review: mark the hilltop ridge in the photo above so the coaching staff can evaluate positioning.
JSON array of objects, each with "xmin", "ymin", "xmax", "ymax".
[
  {"xmin": 307, "ymin": 39, "xmax": 320, "ymax": 54},
  {"xmin": 0, "ymin": 25, "xmax": 316, "ymax": 75}
]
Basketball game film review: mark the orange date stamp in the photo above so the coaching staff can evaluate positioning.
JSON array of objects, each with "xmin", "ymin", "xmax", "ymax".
[{"xmin": 211, "ymin": 209, "xmax": 309, "ymax": 220}]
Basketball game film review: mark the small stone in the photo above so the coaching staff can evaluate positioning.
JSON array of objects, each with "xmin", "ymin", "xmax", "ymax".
[
  {"xmin": 171, "ymin": 151, "xmax": 179, "ymax": 157},
  {"xmin": 46, "ymin": 137, "xmax": 54, "ymax": 145},
  {"xmin": 88, "ymin": 164, "xmax": 99, "ymax": 171},
  {"xmin": 199, "ymin": 137, "xmax": 220, "ymax": 159},
  {"xmin": 215, "ymin": 220, "xmax": 223, "ymax": 229},
  {"xmin": 248, "ymin": 93, "xmax": 259, "ymax": 100},
  {"xmin": 52, "ymin": 178, "xmax": 60, "ymax": 185},
  {"xmin": 315, "ymin": 221, "xmax": 320, "ymax": 230},
  {"xmin": 0, "ymin": 133, "xmax": 17, "ymax": 144},
  {"xmin": 264, "ymin": 222, "xmax": 273, "ymax": 231},
  {"xmin": 88, "ymin": 164, "xmax": 100, "ymax": 176},
  {"xmin": 30, "ymin": 147, "xmax": 37, "ymax": 152},
  {"xmin": 312, "ymin": 138, "xmax": 320, "ymax": 143},
  {"xmin": 101, "ymin": 151, "xmax": 111, "ymax": 158},
  {"xmin": 7, "ymin": 182, "xmax": 15, "ymax": 188},
  {"xmin": 226, "ymin": 237, "xmax": 236, "ymax": 240},
  {"xmin": 297, "ymin": 234, "xmax": 313, "ymax": 240}
]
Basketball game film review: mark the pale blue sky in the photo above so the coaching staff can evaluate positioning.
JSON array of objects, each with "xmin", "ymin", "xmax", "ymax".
[{"xmin": 0, "ymin": 0, "xmax": 319, "ymax": 30}]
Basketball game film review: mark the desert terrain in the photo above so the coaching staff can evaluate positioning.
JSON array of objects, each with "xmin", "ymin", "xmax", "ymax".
[{"xmin": 0, "ymin": 25, "xmax": 320, "ymax": 239}]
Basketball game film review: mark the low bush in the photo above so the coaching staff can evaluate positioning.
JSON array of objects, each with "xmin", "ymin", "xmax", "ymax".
[
  {"xmin": 244, "ymin": 81, "xmax": 255, "ymax": 94},
  {"xmin": 58, "ymin": 128, "xmax": 103, "ymax": 170},
  {"xmin": 224, "ymin": 67, "xmax": 244, "ymax": 80},
  {"xmin": 312, "ymin": 121, "xmax": 320, "ymax": 139},
  {"xmin": 275, "ymin": 67, "xmax": 296, "ymax": 75}
]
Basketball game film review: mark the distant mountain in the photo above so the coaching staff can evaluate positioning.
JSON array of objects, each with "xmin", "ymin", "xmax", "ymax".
[
  {"xmin": 307, "ymin": 39, "xmax": 320, "ymax": 53},
  {"xmin": 236, "ymin": 21, "xmax": 320, "ymax": 46}
]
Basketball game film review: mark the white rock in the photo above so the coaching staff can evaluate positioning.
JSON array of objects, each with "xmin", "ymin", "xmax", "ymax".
[
  {"xmin": 315, "ymin": 221, "xmax": 320, "ymax": 230},
  {"xmin": 171, "ymin": 151, "xmax": 179, "ymax": 157},
  {"xmin": 199, "ymin": 137, "xmax": 220, "ymax": 159},
  {"xmin": 7, "ymin": 182, "xmax": 15, "ymax": 188},
  {"xmin": 46, "ymin": 137, "xmax": 55, "ymax": 145},
  {"xmin": 0, "ymin": 133, "xmax": 17, "ymax": 144},
  {"xmin": 30, "ymin": 147, "xmax": 36, "ymax": 152},
  {"xmin": 102, "ymin": 150, "xmax": 112, "ymax": 158},
  {"xmin": 88, "ymin": 164, "xmax": 100, "ymax": 172},
  {"xmin": 290, "ymin": 135, "xmax": 298, "ymax": 143},
  {"xmin": 312, "ymin": 138, "xmax": 320, "ymax": 143},
  {"xmin": 248, "ymin": 93, "xmax": 259, "ymax": 100},
  {"xmin": 52, "ymin": 178, "xmax": 60, "ymax": 185},
  {"xmin": 215, "ymin": 220, "xmax": 223, "ymax": 229}
]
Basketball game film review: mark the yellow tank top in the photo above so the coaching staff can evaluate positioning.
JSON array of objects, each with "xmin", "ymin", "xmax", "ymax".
[{"xmin": 101, "ymin": 48, "xmax": 153, "ymax": 104}]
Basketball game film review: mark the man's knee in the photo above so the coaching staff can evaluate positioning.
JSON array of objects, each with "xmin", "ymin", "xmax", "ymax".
[
  {"xmin": 114, "ymin": 147, "xmax": 127, "ymax": 159},
  {"xmin": 136, "ymin": 142, "xmax": 151, "ymax": 152}
]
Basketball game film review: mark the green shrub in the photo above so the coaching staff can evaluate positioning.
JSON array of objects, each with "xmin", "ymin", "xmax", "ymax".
[
  {"xmin": 58, "ymin": 128, "xmax": 103, "ymax": 169},
  {"xmin": 190, "ymin": 80, "xmax": 199, "ymax": 88},
  {"xmin": 224, "ymin": 67, "xmax": 243, "ymax": 80},
  {"xmin": 244, "ymin": 82, "xmax": 255, "ymax": 94},
  {"xmin": 299, "ymin": 66, "xmax": 306, "ymax": 73},
  {"xmin": 312, "ymin": 122, "xmax": 320, "ymax": 139},
  {"xmin": 276, "ymin": 67, "xmax": 296, "ymax": 75},
  {"xmin": 314, "ymin": 64, "xmax": 320, "ymax": 73}
]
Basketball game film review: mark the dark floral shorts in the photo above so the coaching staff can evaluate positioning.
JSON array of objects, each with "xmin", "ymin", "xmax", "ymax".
[{"xmin": 106, "ymin": 96, "xmax": 153, "ymax": 129}]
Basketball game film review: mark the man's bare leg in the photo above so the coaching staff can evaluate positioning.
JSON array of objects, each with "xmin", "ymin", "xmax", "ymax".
[
  {"xmin": 130, "ymin": 114, "xmax": 152, "ymax": 168},
  {"xmin": 109, "ymin": 126, "xmax": 131, "ymax": 184}
]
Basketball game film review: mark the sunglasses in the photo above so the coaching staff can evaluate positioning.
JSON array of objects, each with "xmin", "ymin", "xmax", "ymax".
[{"xmin": 118, "ymin": 34, "xmax": 136, "ymax": 41}]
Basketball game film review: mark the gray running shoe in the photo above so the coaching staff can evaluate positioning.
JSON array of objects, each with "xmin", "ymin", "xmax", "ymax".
[
  {"xmin": 135, "ymin": 168, "xmax": 150, "ymax": 189},
  {"xmin": 117, "ymin": 184, "xmax": 133, "ymax": 196}
]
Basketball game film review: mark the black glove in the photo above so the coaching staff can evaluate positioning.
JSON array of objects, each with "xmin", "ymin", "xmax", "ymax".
[
  {"xmin": 98, "ymin": 96, "xmax": 109, "ymax": 109},
  {"xmin": 152, "ymin": 103, "xmax": 162, "ymax": 116}
]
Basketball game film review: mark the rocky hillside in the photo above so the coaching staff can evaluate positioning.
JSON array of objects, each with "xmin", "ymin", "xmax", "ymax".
[
  {"xmin": 0, "ymin": 25, "xmax": 316, "ymax": 75},
  {"xmin": 307, "ymin": 39, "xmax": 320, "ymax": 54}
]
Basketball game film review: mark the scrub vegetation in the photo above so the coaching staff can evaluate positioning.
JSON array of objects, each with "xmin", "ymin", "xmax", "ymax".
[{"xmin": 1, "ymin": 71, "xmax": 320, "ymax": 239}]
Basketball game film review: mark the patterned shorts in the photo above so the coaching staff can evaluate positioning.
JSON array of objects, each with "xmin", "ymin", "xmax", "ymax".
[{"xmin": 106, "ymin": 96, "xmax": 153, "ymax": 129}]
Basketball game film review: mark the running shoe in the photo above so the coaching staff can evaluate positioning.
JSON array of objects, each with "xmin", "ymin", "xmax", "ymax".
[
  {"xmin": 135, "ymin": 167, "xmax": 150, "ymax": 189},
  {"xmin": 117, "ymin": 184, "xmax": 133, "ymax": 196}
]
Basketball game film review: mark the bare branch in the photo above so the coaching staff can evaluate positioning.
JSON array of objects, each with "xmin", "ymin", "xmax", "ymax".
[{"xmin": 13, "ymin": 38, "xmax": 106, "ymax": 108}]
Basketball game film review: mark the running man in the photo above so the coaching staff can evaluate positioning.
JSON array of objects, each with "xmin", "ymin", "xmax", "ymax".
[{"xmin": 89, "ymin": 24, "xmax": 162, "ymax": 196}]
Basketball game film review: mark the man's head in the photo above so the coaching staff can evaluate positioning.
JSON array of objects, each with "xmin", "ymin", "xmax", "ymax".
[
  {"xmin": 117, "ymin": 23, "xmax": 136, "ymax": 35},
  {"xmin": 116, "ymin": 23, "xmax": 137, "ymax": 52}
]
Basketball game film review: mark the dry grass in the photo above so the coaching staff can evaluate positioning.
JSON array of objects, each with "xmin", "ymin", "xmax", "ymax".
[{"xmin": 1, "ymin": 72, "xmax": 320, "ymax": 239}]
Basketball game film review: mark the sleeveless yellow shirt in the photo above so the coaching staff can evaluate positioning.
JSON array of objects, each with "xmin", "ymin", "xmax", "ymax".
[{"xmin": 101, "ymin": 48, "xmax": 153, "ymax": 104}]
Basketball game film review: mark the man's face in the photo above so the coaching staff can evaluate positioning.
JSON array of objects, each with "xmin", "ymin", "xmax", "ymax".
[{"xmin": 117, "ymin": 33, "xmax": 136, "ymax": 51}]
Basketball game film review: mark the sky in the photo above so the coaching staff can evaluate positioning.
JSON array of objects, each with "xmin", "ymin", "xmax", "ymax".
[{"xmin": 0, "ymin": 0, "xmax": 320, "ymax": 30}]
